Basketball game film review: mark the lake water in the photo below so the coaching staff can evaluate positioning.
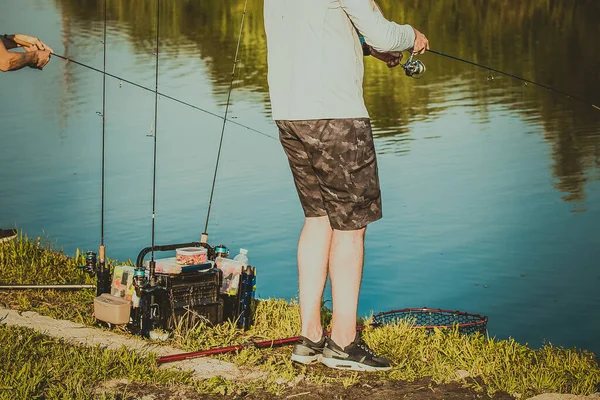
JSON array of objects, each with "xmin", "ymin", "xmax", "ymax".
[{"xmin": 1, "ymin": 0, "xmax": 599, "ymax": 355}]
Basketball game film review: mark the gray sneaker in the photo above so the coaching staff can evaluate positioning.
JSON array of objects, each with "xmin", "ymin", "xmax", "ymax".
[
  {"xmin": 291, "ymin": 335, "xmax": 326, "ymax": 365},
  {"xmin": 0, "ymin": 229, "xmax": 17, "ymax": 244},
  {"xmin": 321, "ymin": 331, "xmax": 392, "ymax": 371}
]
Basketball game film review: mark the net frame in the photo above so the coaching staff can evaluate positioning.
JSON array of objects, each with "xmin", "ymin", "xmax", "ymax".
[{"xmin": 372, "ymin": 307, "xmax": 488, "ymax": 335}]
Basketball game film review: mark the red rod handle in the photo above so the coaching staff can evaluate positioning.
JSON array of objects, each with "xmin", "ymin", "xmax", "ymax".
[{"xmin": 158, "ymin": 335, "xmax": 301, "ymax": 364}]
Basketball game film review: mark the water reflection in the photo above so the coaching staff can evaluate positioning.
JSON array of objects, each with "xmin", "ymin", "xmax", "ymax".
[{"xmin": 53, "ymin": 0, "xmax": 600, "ymax": 204}]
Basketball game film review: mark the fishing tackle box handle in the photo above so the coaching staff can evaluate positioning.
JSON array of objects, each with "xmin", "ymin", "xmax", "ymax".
[{"xmin": 135, "ymin": 242, "xmax": 215, "ymax": 269}]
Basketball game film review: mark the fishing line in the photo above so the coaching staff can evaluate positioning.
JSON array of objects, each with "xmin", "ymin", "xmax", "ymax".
[
  {"xmin": 150, "ymin": 0, "xmax": 161, "ymax": 262},
  {"xmin": 202, "ymin": 0, "xmax": 249, "ymax": 238},
  {"xmin": 50, "ymin": 53, "xmax": 277, "ymax": 140},
  {"xmin": 427, "ymin": 49, "xmax": 600, "ymax": 111}
]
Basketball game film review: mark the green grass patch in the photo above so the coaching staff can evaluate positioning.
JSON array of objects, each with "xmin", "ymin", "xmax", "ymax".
[
  {"xmin": 0, "ymin": 232, "xmax": 98, "ymax": 324},
  {"xmin": 1, "ymin": 233, "xmax": 600, "ymax": 399},
  {"xmin": 0, "ymin": 324, "xmax": 279, "ymax": 400},
  {"xmin": 0, "ymin": 324, "xmax": 193, "ymax": 399}
]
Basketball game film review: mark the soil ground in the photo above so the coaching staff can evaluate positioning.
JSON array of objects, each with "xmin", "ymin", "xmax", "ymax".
[{"xmin": 97, "ymin": 377, "xmax": 516, "ymax": 400}]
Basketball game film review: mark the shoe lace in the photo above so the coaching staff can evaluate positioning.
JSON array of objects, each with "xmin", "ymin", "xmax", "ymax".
[{"xmin": 356, "ymin": 339, "xmax": 377, "ymax": 357}]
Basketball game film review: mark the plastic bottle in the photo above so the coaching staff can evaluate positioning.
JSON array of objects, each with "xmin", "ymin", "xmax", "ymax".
[{"xmin": 233, "ymin": 248, "xmax": 249, "ymax": 266}]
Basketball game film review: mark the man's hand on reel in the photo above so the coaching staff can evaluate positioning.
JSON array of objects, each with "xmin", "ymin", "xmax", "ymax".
[{"xmin": 368, "ymin": 46, "xmax": 403, "ymax": 68}]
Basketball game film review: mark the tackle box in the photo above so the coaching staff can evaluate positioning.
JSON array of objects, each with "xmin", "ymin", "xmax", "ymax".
[
  {"xmin": 152, "ymin": 267, "xmax": 223, "ymax": 329},
  {"xmin": 164, "ymin": 300, "xmax": 224, "ymax": 331}
]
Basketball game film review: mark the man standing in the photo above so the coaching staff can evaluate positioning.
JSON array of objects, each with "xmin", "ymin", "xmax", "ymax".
[
  {"xmin": 263, "ymin": 0, "xmax": 429, "ymax": 371},
  {"xmin": 0, "ymin": 33, "xmax": 52, "ymax": 72}
]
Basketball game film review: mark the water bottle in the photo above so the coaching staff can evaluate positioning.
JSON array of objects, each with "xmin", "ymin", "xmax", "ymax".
[{"xmin": 233, "ymin": 248, "xmax": 249, "ymax": 266}]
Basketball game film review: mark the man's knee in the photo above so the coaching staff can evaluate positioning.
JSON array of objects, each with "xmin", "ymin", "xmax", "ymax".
[
  {"xmin": 332, "ymin": 226, "xmax": 366, "ymax": 238},
  {"xmin": 304, "ymin": 215, "xmax": 331, "ymax": 228}
]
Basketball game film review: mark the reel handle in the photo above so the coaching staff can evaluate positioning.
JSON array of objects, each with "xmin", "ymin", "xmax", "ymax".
[
  {"xmin": 76, "ymin": 264, "xmax": 96, "ymax": 278},
  {"xmin": 402, "ymin": 52, "xmax": 426, "ymax": 79}
]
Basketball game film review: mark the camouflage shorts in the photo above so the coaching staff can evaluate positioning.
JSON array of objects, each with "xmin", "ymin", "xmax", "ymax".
[{"xmin": 277, "ymin": 118, "xmax": 382, "ymax": 231}]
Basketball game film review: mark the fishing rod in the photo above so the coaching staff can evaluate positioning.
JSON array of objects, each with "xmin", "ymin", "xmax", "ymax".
[
  {"xmin": 0, "ymin": 284, "xmax": 95, "ymax": 290},
  {"xmin": 16, "ymin": 2, "xmax": 114, "ymax": 295},
  {"xmin": 149, "ymin": 0, "xmax": 161, "ymax": 267},
  {"xmin": 100, "ymin": 0, "xmax": 107, "ymax": 254},
  {"xmin": 46, "ymin": 53, "xmax": 276, "ymax": 141},
  {"xmin": 158, "ymin": 334, "xmax": 303, "ymax": 364},
  {"xmin": 415, "ymin": 49, "xmax": 600, "ymax": 111},
  {"xmin": 97, "ymin": 0, "xmax": 110, "ymax": 296},
  {"xmin": 201, "ymin": 0, "xmax": 250, "ymax": 244},
  {"xmin": 157, "ymin": 307, "xmax": 488, "ymax": 364},
  {"xmin": 158, "ymin": 325, "xmax": 369, "ymax": 364},
  {"xmin": 157, "ymin": 306, "xmax": 488, "ymax": 364}
]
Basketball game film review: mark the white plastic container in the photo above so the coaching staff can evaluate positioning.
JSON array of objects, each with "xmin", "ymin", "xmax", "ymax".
[
  {"xmin": 233, "ymin": 248, "xmax": 249, "ymax": 266},
  {"xmin": 215, "ymin": 256, "xmax": 245, "ymax": 295},
  {"xmin": 145, "ymin": 257, "xmax": 182, "ymax": 274},
  {"xmin": 176, "ymin": 247, "xmax": 208, "ymax": 265},
  {"xmin": 94, "ymin": 293, "xmax": 131, "ymax": 325}
]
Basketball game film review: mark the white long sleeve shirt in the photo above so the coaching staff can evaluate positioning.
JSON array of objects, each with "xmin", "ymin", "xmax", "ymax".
[{"xmin": 264, "ymin": 0, "xmax": 416, "ymax": 121}]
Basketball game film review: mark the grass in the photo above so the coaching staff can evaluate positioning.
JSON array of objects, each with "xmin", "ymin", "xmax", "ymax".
[
  {"xmin": 1, "ymin": 233, "xmax": 600, "ymax": 399},
  {"xmin": 0, "ymin": 324, "xmax": 195, "ymax": 400},
  {"xmin": 0, "ymin": 232, "xmax": 97, "ymax": 325}
]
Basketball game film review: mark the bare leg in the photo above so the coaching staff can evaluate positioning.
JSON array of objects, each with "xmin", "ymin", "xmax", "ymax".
[
  {"xmin": 298, "ymin": 216, "xmax": 332, "ymax": 342},
  {"xmin": 329, "ymin": 227, "xmax": 366, "ymax": 348}
]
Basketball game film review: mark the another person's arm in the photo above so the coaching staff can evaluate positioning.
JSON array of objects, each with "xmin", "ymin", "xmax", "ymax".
[
  {"xmin": 0, "ymin": 34, "xmax": 52, "ymax": 72},
  {"xmin": 341, "ymin": 0, "xmax": 429, "ymax": 54}
]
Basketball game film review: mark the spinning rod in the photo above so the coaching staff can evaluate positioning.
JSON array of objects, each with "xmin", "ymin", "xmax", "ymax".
[
  {"xmin": 424, "ymin": 49, "xmax": 600, "ymax": 111},
  {"xmin": 47, "ymin": 53, "xmax": 277, "ymax": 141},
  {"xmin": 156, "ymin": 306, "xmax": 488, "ymax": 364},
  {"xmin": 11, "ymin": 3, "xmax": 259, "ymax": 293},
  {"xmin": 40, "ymin": 47, "xmax": 597, "ymax": 158},
  {"xmin": 100, "ymin": 0, "xmax": 107, "ymax": 248},
  {"xmin": 150, "ymin": 0, "xmax": 161, "ymax": 264},
  {"xmin": 0, "ymin": 284, "xmax": 96, "ymax": 290},
  {"xmin": 158, "ymin": 325, "xmax": 369, "ymax": 364},
  {"xmin": 202, "ymin": 0, "xmax": 250, "ymax": 242},
  {"xmin": 99, "ymin": 0, "xmax": 108, "ymax": 287}
]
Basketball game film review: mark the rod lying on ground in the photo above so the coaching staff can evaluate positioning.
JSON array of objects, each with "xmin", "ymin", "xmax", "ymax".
[
  {"xmin": 157, "ymin": 326, "xmax": 368, "ymax": 364},
  {"xmin": 157, "ymin": 307, "xmax": 490, "ymax": 365},
  {"xmin": 0, "ymin": 284, "xmax": 95, "ymax": 290},
  {"xmin": 158, "ymin": 335, "xmax": 302, "ymax": 364}
]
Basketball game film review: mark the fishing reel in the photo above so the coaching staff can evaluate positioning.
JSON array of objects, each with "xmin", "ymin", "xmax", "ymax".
[
  {"xmin": 78, "ymin": 251, "xmax": 98, "ymax": 277},
  {"xmin": 77, "ymin": 250, "xmax": 112, "ymax": 296},
  {"xmin": 402, "ymin": 53, "xmax": 426, "ymax": 79}
]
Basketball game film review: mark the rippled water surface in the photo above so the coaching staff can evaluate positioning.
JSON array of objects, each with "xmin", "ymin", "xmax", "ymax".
[{"xmin": 1, "ymin": 0, "xmax": 599, "ymax": 354}]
